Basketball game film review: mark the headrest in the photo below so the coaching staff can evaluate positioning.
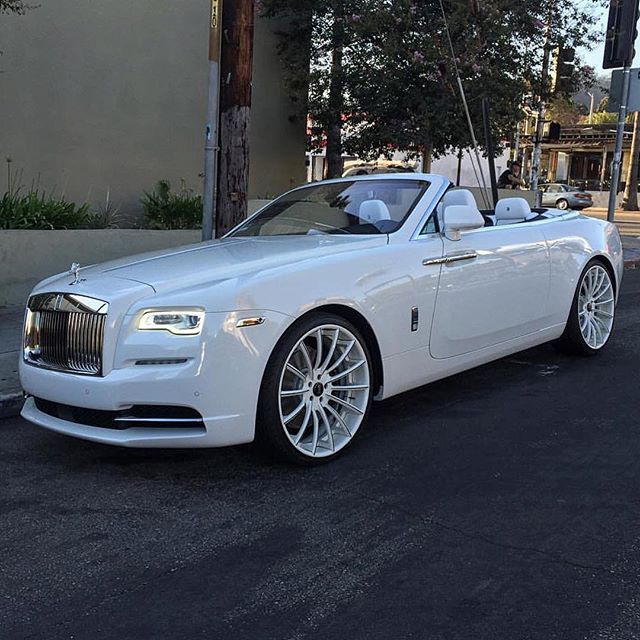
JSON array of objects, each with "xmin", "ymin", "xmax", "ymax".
[
  {"xmin": 441, "ymin": 189, "xmax": 477, "ymax": 211},
  {"xmin": 495, "ymin": 198, "xmax": 532, "ymax": 221},
  {"xmin": 359, "ymin": 200, "xmax": 391, "ymax": 224}
]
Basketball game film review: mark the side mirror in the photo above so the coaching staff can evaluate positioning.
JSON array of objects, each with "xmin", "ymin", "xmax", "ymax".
[{"xmin": 443, "ymin": 205, "xmax": 485, "ymax": 241}]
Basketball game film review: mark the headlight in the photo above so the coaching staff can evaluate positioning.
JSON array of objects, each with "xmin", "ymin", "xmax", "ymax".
[{"xmin": 138, "ymin": 309, "xmax": 205, "ymax": 335}]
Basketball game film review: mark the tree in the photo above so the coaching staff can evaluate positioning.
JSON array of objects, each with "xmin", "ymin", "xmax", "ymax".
[
  {"xmin": 346, "ymin": 0, "xmax": 603, "ymax": 164},
  {"xmin": 261, "ymin": 0, "xmax": 604, "ymax": 174},
  {"xmin": 547, "ymin": 97, "xmax": 587, "ymax": 126},
  {"xmin": 260, "ymin": 0, "xmax": 363, "ymax": 178},
  {"xmin": 0, "ymin": 1, "xmax": 29, "ymax": 14}
]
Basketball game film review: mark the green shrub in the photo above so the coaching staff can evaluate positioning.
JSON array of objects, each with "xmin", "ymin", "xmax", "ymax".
[
  {"xmin": 0, "ymin": 188, "xmax": 93, "ymax": 230},
  {"xmin": 141, "ymin": 180, "xmax": 202, "ymax": 230}
]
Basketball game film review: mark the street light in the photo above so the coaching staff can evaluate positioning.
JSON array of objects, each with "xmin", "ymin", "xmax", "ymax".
[{"xmin": 587, "ymin": 91, "xmax": 595, "ymax": 124}]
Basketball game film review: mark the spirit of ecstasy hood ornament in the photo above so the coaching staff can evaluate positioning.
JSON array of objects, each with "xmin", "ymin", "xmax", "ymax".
[{"xmin": 69, "ymin": 262, "xmax": 85, "ymax": 286}]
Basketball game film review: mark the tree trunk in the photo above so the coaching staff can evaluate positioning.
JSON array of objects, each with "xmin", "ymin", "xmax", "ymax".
[
  {"xmin": 325, "ymin": 10, "xmax": 344, "ymax": 179},
  {"xmin": 215, "ymin": 0, "xmax": 255, "ymax": 237},
  {"xmin": 422, "ymin": 142, "xmax": 433, "ymax": 173},
  {"xmin": 623, "ymin": 111, "xmax": 640, "ymax": 211}
]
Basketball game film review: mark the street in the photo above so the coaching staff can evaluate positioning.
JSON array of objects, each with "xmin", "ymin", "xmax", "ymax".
[
  {"xmin": 586, "ymin": 209, "xmax": 640, "ymax": 237},
  {"xmin": 1, "ymin": 270, "xmax": 639, "ymax": 640}
]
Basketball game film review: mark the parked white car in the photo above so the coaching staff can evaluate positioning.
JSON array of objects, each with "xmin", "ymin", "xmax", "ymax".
[{"xmin": 20, "ymin": 174, "xmax": 623, "ymax": 463}]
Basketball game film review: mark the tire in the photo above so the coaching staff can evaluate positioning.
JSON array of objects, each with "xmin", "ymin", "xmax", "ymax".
[
  {"xmin": 555, "ymin": 259, "xmax": 616, "ymax": 356},
  {"xmin": 257, "ymin": 313, "xmax": 373, "ymax": 465},
  {"xmin": 556, "ymin": 198, "xmax": 569, "ymax": 210}
]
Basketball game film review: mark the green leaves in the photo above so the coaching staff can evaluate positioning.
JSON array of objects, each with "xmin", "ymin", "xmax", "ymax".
[
  {"xmin": 0, "ymin": 1, "xmax": 29, "ymax": 15},
  {"xmin": 0, "ymin": 189, "xmax": 93, "ymax": 230},
  {"xmin": 141, "ymin": 180, "xmax": 202, "ymax": 230},
  {"xmin": 261, "ymin": 0, "xmax": 604, "ymax": 163}
]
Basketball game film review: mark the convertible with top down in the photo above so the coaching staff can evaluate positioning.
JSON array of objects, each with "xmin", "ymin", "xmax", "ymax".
[{"xmin": 20, "ymin": 173, "xmax": 623, "ymax": 463}]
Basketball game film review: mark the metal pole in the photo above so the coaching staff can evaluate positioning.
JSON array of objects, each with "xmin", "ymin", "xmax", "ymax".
[
  {"xmin": 481, "ymin": 98, "xmax": 500, "ymax": 207},
  {"xmin": 587, "ymin": 92, "xmax": 595, "ymax": 124},
  {"xmin": 455, "ymin": 148, "xmax": 463, "ymax": 186},
  {"xmin": 202, "ymin": 0, "xmax": 223, "ymax": 241},
  {"xmin": 607, "ymin": 64, "xmax": 632, "ymax": 222}
]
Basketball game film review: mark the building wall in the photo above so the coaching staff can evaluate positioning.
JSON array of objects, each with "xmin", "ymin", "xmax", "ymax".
[
  {"xmin": 431, "ymin": 150, "xmax": 512, "ymax": 188},
  {"xmin": 0, "ymin": 1, "xmax": 305, "ymax": 215}
]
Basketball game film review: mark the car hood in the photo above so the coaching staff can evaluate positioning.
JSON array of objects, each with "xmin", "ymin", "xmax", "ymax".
[{"xmin": 74, "ymin": 235, "xmax": 388, "ymax": 293}]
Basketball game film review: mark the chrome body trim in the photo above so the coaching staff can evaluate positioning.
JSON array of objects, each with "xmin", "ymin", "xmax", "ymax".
[
  {"xmin": 112, "ymin": 417, "xmax": 203, "ymax": 423},
  {"xmin": 422, "ymin": 251, "xmax": 478, "ymax": 267}
]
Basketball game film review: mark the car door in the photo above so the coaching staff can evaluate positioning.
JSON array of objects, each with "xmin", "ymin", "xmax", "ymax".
[
  {"xmin": 429, "ymin": 223, "xmax": 550, "ymax": 359},
  {"xmin": 542, "ymin": 185, "xmax": 561, "ymax": 206}
]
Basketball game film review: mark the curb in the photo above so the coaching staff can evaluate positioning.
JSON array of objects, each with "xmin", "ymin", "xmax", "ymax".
[
  {"xmin": 624, "ymin": 257, "xmax": 640, "ymax": 270},
  {"xmin": 0, "ymin": 392, "xmax": 23, "ymax": 419}
]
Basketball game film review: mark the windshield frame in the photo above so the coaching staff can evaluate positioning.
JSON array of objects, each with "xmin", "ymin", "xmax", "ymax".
[{"xmin": 225, "ymin": 177, "xmax": 431, "ymax": 239}]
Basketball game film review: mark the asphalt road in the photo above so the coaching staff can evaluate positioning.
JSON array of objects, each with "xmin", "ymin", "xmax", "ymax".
[{"xmin": 2, "ymin": 271, "xmax": 640, "ymax": 640}]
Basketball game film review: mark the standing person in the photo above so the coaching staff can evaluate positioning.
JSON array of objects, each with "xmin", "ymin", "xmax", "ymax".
[{"xmin": 498, "ymin": 160, "xmax": 525, "ymax": 190}]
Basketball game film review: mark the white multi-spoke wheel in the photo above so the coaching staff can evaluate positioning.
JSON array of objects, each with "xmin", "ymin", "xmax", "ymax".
[
  {"xmin": 556, "ymin": 198, "xmax": 569, "ymax": 210},
  {"xmin": 557, "ymin": 260, "xmax": 616, "ymax": 356},
  {"xmin": 258, "ymin": 314, "xmax": 373, "ymax": 464}
]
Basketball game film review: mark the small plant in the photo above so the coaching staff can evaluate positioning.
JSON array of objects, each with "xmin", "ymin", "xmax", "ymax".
[
  {"xmin": 0, "ymin": 188, "xmax": 92, "ymax": 229},
  {"xmin": 85, "ymin": 191, "xmax": 125, "ymax": 229},
  {"xmin": 141, "ymin": 180, "xmax": 202, "ymax": 230}
]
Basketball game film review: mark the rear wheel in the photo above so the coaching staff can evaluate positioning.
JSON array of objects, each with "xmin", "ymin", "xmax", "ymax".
[
  {"xmin": 556, "ymin": 260, "xmax": 615, "ymax": 356},
  {"xmin": 556, "ymin": 198, "xmax": 569, "ymax": 210},
  {"xmin": 257, "ymin": 314, "xmax": 373, "ymax": 464}
]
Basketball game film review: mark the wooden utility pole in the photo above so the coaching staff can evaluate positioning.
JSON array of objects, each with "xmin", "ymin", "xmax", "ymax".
[
  {"xmin": 623, "ymin": 111, "xmax": 640, "ymax": 211},
  {"xmin": 215, "ymin": 0, "xmax": 255, "ymax": 237}
]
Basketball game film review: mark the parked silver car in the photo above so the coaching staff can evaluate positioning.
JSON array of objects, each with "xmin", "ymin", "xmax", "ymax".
[{"xmin": 541, "ymin": 183, "xmax": 593, "ymax": 210}]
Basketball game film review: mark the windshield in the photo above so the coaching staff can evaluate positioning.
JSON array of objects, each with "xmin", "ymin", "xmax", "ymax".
[{"xmin": 229, "ymin": 179, "xmax": 429, "ymax": 237}]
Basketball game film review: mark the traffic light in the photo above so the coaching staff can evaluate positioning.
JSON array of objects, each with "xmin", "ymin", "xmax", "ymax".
[
  {"xmin": 603, "ymin": 0, "xmax": 640, "ymax": 69},
  {"xmin": 550, "ymin": 46, "xmax": 575, "ymax": 94},
  {"xmin": 542, "ymin": 122, "xmax": 561, "ymax": 142}
]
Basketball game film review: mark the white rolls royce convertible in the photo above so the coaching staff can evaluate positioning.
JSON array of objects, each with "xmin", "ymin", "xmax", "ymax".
[{"xmin": 20, "ymin": 174, "xmax": 623, "ymax": 463}]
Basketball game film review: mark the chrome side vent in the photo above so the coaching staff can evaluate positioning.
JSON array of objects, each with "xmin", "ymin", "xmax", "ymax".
[{"xmin": 24, "ymin": 293, "xmax": 108, "ymax": 376}]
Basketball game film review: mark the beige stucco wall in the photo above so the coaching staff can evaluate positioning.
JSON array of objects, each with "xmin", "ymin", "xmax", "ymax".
[
  {"xmin": 0, "ymin": 200, "xmax": 271, "ymax": 307},
  {"xmin": 0, "ymin": 1, "xmax": 305, "ymax": 215}
]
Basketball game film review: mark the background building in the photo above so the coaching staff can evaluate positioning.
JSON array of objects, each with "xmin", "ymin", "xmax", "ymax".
[
  {"xmin": 0, "ymin": 0, "xmax": 307, "ymax": 216},
  {"xmin": 519, "ymin": 122, "xmax": 634, "ymax": 192}
]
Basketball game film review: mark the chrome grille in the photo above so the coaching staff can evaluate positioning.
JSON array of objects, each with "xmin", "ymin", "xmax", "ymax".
[{"xmin": 24, "ymin": 293, "xmax": 109, "ymax": 376}]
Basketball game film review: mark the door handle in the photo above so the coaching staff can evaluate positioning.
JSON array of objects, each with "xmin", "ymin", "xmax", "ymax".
[{"xmin": 422, "ymin": 250, "xmax": 477, "ymax": 267}]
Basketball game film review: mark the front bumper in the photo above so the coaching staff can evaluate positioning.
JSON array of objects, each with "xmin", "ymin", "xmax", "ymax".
[{"xmin": 19, "ymin": 309, "xmax": 293, "ymax": 448}]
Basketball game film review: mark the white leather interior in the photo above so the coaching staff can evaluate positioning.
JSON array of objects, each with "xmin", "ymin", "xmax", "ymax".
[
  {"xmin": 495, "ymin": 198, "xmax": 533, "ymax": 225},
  {"xmin": 439, "ymin": 189, "xmax": 478, "ymax": 215},
  {"xmin": 359, "ymin": 200, "xmax": 391, "ymax": 224}
]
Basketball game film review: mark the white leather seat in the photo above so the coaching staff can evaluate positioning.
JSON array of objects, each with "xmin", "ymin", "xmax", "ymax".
[
  {"xmin": 439, "ymin": 189, "xmax": 478, "ymax": 215},
  {"xmin": 494, "ymin": 198, "xmax": 534, "ymax": 225},
  {"xmin": 437, "ymin": 189, "xmax": 484, "ymax": 230},
  {"xmin": 359, "ymin": 200, "xmax": 391, "ymax": 225}
]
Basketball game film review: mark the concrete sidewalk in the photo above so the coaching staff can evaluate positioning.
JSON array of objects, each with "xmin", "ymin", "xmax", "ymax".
[
  {"xmin": 2, "ymin": 237, "xmax": 640, "ymax": 420},
  {"xmin": 0, "ymin": 306, "xmax": 23, "ymax": 418}
]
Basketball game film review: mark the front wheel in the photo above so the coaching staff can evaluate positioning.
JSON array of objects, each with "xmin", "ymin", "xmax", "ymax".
[
  {"xmin": 257, "ymin": 314, "xmax": 373, "ymax": 464},
  {"xmin": 556, "ymin": 260, "xmax": 616, "ymax": 356}
]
